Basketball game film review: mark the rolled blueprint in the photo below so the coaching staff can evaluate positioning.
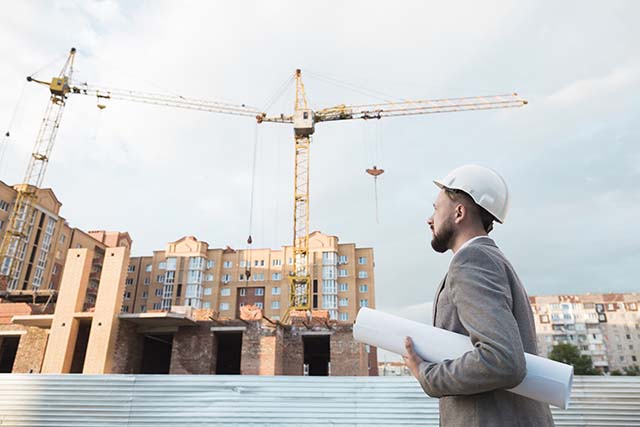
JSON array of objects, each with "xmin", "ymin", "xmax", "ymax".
[{"xmin": 354, "ymin": 307, "xmax": 573, "ymax": 409}]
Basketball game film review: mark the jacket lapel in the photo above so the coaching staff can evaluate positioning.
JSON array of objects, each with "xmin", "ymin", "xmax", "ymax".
[{"xmin": 432, "ymin": 274, "xmax": 447, "ymax": 326}]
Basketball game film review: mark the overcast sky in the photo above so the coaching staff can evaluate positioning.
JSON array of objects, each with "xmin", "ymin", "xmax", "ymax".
[{"xmin": 1, "ymin": 1, "xmax": 639, "ymax": 336}]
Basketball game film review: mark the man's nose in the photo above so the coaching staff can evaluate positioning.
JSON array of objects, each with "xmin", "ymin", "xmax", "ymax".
[{"xmin": 427, "ymin": 216, "xmax": 434, "ymax": 226}]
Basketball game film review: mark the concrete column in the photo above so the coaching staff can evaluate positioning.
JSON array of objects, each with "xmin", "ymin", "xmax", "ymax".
[
  {"xmin": 83, "ymin": 246, "xmax": 130, "ymax": 374},
  {"xmin": 41, "ymin": 248, "xmax": 93, "ymax": 373}
]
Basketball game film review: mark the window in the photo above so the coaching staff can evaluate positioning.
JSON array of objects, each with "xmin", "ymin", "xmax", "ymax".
[
  {"xmin": 338, "ymin": 269, "xmax": 348, "ymax": 277},
  {"xmin": 207, "ymin": 260, "xmax": 214, "ymax": 269},
  {"xmin": 359, "ymin": 284, "xmax": 368, "ymax": 293},
  {"xmin": 143, "ymin": 277, "xmax": 150, "ymax": 285},
  {"xmin": 0, "ymin": 200, "xmax": 9, "ymax": 211},
  {"xmin": 254, "ymin": 260, "xmax": 259, "ymax": 267},
  {"xmin": 271, "ymin": 301, "xmax": 280, "ymax": 309},
  {"xmin": 255, "ymin": 302, "xmax": 264, "ymax": 309},
  {"xmin": 339, "ymin": 298, "xmax": 348, "ymax": 307},
  {"xmin": 633, "ymin": 356, "xmax": 638, "ymax": 362},
  {"xmin": 140, "ymin": 305, "xmax": 146, "ymax": 313},
  {"xmin": 219, "ymin": 303, "xmax": 229, "ymax": 311},
  {"xmin": 239, "ymin": 274, "xmax": 245, "ymax": 281},
  {"xmin": 222, "ymin": 274, "xmax": 232, "ymax": 283},
  {"xmin": 255, "ymin": 288, "xmax": 264, "ymax": 296},
  {"xmin": 272, "ymin": 272, "xmax": 281, "ymax": 280},
  {"xmin": 288, "ymin": 257, "xmax": 293, "ymax": 265},
  {"xmin": 240, "ymin": 260, "xmax": 247, "ymax": 268},
  {"xmin": 204, "ymin": 287, "xmax": 212, "ymax": 296},
  {"xmin": 223, "ymin": 261, "xmax": 233, "ymax": 268},
  {"xmin": 128, "ymin": 265, "xmax": 136, "ymax": 273},
  {"xmin": 59, "ymin": 234, "xmax": 66, "ymax": 244},
  {"xmin": 156, "ymin": 275, "xmax": 165, "ymax": 283},
  {"xmin": 125, "ymin": 278, "xmax": 134, "ymax": 285},
  {"xmin": 358, "ymin": 271, "xmax": 368, "ymax": 279},
  {"xmin": 158, "ymin": 261, "xmax": 166, "ymax": 270},
  {"xmin": 627, "ymin": 334, "xmax": 632, "ymax": 340},
  {"xmin": 143, "ymin": 264, "xmax": 151, "ymax": 272},
  {"xmin": 272, "ymin": 259, "xmax": 282, "ymax": 266},
  {"xmin": 253, "ymin": 273, "xmax": 265, "ymax": 281},
  {"xmin": 339, "ymin": 255, "xmax": 348, "ymax": 264},
  {"xmin": 206, "ymin": 274, "xmax": 214, "ymax": 281},
  {"xmin": 52, "ymin": 264, "xmax": 58, "ymax": 275},
  {"xmin": 152, "ymin": 303, "xmax": 161, "ymax": 310},
  {"xmin": 359, "ymin": 299, "xmax": 369, "ymax": 308},
  {"xmin": 339, "ymin": 312, "xmax": 349, "ymax": 321},
  {"xmin": 260, "ymin": 260, "xmax": 264, "ymax": 266},
  {"xmin": 220, "ymin": 287, "xmax": 231, "ymax": 296},
  {"xmin": 339, "ymin": 283, "xmax": 348, "ymax": 292},
  {"xmin": 358, "ymin": 256, "xmax": 367, "ymax": 265},
  {"xmin": 239, "ymin": 288, "xmax": 246, "ymax": 296},
  {"xmin": 142, "ymin": 291, "xmax": 148, "ymax": 299},
  {"xmin": 203, "ymin": 302, "xmax": 211, "ymax": 309},
  {"xmin": 121, "ymin": 305, "xmax": 129, "ymax": 313},
  {"xmin": 155, "ymin": 289, "xmax": 163, "ymax": 297},
  {"xmin": 124, "ymin": 291, "xmax": 131, "ymax": 300}
]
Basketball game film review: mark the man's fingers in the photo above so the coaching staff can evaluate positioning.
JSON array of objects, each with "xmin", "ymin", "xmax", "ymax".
[{"xmin": 404, "ymin": 336, "xmax": 416, "ymax": 356}]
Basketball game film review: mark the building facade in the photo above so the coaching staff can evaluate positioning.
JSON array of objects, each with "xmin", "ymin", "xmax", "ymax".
[
  {"xmin": 124, "ymin": 231, "xmax": 376, "ymax": 324},
  {"xmin": 530, "ymin": 293, "xmax": 640, "ymax": 373}
]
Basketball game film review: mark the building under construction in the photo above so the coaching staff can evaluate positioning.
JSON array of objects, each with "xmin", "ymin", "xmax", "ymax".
[{"xmin": 0, "ymin": 183, "xmax": 377, "ymax": 376}]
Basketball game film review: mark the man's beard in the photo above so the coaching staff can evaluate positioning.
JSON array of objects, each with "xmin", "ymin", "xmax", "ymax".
[{"xmin": 431, "ymin": 219, "xmax": 455, "ymax": 253}]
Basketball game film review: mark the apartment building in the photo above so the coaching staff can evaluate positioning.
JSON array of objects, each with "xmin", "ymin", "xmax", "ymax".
[
  {"xmin": 530, "ymin": 293, "xmax": 640, "ymax": 372},
  {"xmin": 125, "ymin": 231, "xmax": 375, "ymax": 323},
  {"xmin": 0, "ymin": 181, "xmax": 131, "ymax": 306}
]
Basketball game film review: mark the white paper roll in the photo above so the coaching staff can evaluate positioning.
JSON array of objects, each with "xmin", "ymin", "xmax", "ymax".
[{"xmin": 354, "ymin": 307, "xmax": 573, "ymax": 409}]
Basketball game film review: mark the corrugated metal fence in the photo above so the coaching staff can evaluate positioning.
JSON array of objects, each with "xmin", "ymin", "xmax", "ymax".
[{"xmin": 0, "ymin": 375, "xmax": 638, "ymax": 426}]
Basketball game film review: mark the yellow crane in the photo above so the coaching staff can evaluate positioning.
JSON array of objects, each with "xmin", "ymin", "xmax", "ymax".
[
  {"xmin": 0, "ymin": 49, "xmax": 527, "ymax": 319},
  {"xmin": 258, "ymin": 69, "xmax": 527, "ymax": 314}
]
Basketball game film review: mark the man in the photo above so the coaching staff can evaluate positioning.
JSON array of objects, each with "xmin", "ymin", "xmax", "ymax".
[{"xmin": 403, "ymin": 165, "xmax": 554, "ymax": 427}]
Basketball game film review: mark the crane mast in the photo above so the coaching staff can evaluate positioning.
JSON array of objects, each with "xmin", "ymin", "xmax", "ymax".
[{"xmin": 290, "ymin": 70, "xmax": 313, "ymax": 311}]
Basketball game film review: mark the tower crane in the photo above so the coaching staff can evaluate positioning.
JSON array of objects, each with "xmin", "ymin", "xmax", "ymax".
[
  {"xmin": 0, "ymin": 48, "xmax": 259, "ymax": 292},
  {"xmin": 0, "ymin": 49, "xmax": 527, "ymax": 322},
  {"xmin": 258, "ymin": 70, "xmax": 527, "ymax": 314}
]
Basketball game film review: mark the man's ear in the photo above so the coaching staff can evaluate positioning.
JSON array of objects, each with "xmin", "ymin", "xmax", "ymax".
[{"xmin": 454, "ymin": 203, "xmax": 465, "ymax": 223}]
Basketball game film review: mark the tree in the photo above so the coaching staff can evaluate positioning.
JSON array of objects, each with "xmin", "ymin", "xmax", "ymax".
[
  {"xmin": 548, "ymin": 343, "xmax": 600, "ymax": 375},
  {"xmin": 610, "ymin": 369, "xmax": 623, "ymax": 376},
  {"xmin": 623, "ymin": 365, "xmax": 640, "ymax": 376}
]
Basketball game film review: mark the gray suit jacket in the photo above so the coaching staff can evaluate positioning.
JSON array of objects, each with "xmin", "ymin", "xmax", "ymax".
[{"xmin": 417, "ymin": 237, "xmax": 554, "ymax": 427}]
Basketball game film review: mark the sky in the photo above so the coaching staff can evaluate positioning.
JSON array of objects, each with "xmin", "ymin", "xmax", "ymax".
[{"xmin": 1, "ymin": 1, "xmax": 639, "ymax": 339}]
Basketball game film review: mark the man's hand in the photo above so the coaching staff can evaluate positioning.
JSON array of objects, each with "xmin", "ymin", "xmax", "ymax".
[{"xmin": 403, "ymin": 336, "xmax": 426, "ymax": 379}]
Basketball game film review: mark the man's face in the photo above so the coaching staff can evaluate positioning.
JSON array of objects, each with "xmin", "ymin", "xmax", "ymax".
[{"xmin": 428, "ymin": 190, "xmax": 456, "ymax": 253}]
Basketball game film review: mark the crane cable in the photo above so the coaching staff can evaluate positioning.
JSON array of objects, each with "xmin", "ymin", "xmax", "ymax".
[
  {"xmin": 244, "ymin": 123, "xmax": 261, "ymax": 284},
  {"xmin": 0, "ymin": 81, "xmax": 28, "ymax": 175}
]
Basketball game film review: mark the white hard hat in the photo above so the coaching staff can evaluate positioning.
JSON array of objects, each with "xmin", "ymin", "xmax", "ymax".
[{"xmin": 434, "ymin": 165, "xmax": 510, "ymax": 223}]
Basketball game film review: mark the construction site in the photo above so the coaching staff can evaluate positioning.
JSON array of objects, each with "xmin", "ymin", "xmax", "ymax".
[
  {"xmin": 0, "ymin": 47, "xmax": 527, "ymax": 378},
  {"xmin": 1, "ymin": 2, "xmax": 640, "ymax": 424}
]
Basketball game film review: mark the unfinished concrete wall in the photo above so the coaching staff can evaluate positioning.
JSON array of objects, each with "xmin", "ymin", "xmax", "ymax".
[
  {"xmin": 84, "ymin": 246, "xmax": 130, "ymax": 374},
  {"xmin": 170, "ymin": 325, "xmax": 214, "ymax": 374},
  {"xmin": 41, "ymin": 248, "xmax": 93, "ymax": 373}
]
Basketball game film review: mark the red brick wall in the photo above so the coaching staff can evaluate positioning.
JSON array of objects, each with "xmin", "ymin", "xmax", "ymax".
[
  {"xmin": 282, "ymin": 328, "xmax": 304, "ymax": 375},
  {"xmin": 330, "ymin": 326, "xmax": 367, "ymax": 376},
  {"xmin": 111, "ymin": 321, "xmax": 144, "ymax": 374},
  {"xmin": 0, "ymin": 325, "xmax": 48, "ymax": 373},
  {"xmin": 170, "ymin": 324, "xmax": 214, "ymax": 374}
]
